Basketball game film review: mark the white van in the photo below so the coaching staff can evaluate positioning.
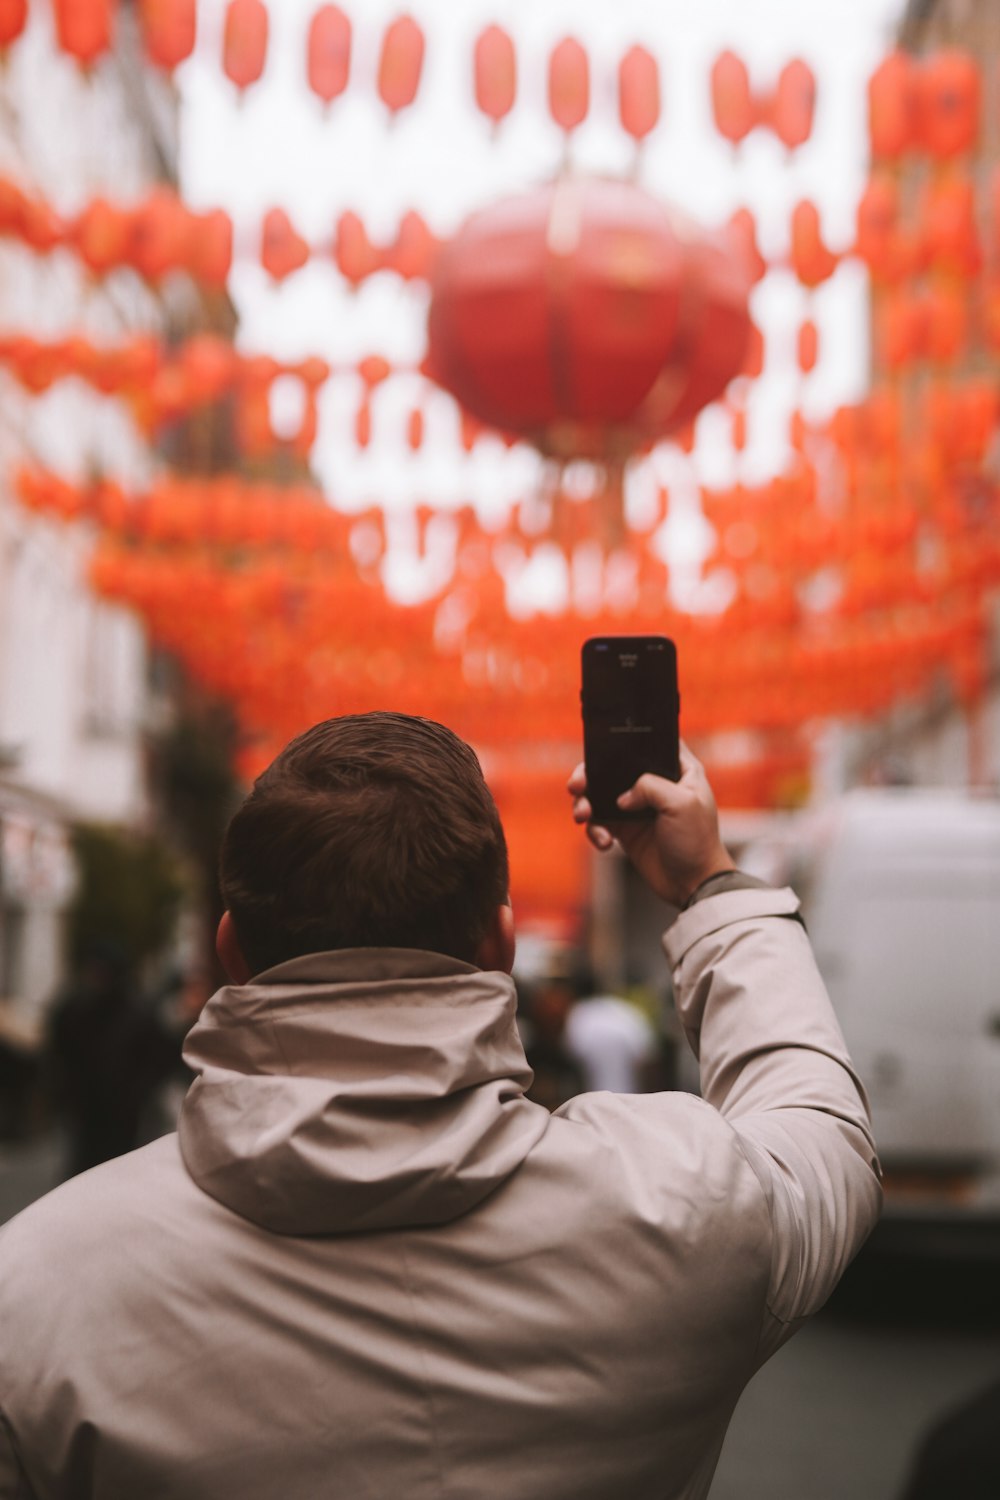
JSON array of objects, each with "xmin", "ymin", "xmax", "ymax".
[{"xmin": 770, "ymin": 789, "xmax": 1000, "ymax": 1256}]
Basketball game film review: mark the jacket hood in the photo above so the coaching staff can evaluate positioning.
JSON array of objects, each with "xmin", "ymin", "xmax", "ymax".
[{"xmin": 179, "ymin": 949, "xmax": 548, "ymax": 1236}]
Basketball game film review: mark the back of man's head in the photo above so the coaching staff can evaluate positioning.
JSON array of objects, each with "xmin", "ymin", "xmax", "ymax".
[{"xmin": 219, "ymin": 712, "xmax": 509, "ymax": 976}]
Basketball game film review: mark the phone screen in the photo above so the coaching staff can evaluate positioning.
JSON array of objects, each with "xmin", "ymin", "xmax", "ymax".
[{"xmin": 581, "ymin": 636, "xmax": 680, "ymax": 822}]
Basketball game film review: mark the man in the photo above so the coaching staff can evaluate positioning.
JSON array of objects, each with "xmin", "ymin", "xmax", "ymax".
[{"xmin": 0, "ymin": 712, "xmax": 881, "ymax": 1500}]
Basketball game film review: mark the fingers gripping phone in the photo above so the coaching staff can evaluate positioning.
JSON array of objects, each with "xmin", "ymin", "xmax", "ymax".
[{"xmin": 581, "ymin": 636, "xmax": 681, "ymax": 823}]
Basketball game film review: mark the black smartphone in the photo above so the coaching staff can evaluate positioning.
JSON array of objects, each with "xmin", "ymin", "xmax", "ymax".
[{"xmin": 581, "ymin": 636, "xmax": 680, "ymax": 822}]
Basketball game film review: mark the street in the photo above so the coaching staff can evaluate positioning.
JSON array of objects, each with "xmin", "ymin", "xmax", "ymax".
[{"xmin": 3, "ymin": 1135, "xmax": 997, "ymax": 1498}]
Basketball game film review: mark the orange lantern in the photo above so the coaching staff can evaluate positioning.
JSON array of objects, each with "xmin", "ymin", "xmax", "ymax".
[
  {"xmin": 770, "ymin": 58, "xmax": 816, "ymax": 150},
  {"xmin": 180, "ymin": 335, "xmax": 237, "ymax": 404},
  {"xmin": 548, "ymin": 36, "xmax": 589, "ymax": 133},
  {"xmin": 618, "ymin": 45, "xmax": 660, "ymax": 143},
  {"xmin": 854, "ymin": 175, "xmax": 899, "ymax": 278},
  {"xmin": 188, "ymin": 207, "xmax": 234, "ymax": 288},
  {"xmin": 923, "ymin": 282, "xmax": 968, "ymax": 364},
  {"xmin": 377, "ymin": 14, "xmax": 424, "ymax": 116},
  {"xmin": 725, "ymin": 207, "xmax": 766, "ymax": 284},
  {"xmin": 128, "ymin": 188, "xmax": 193, "ymax": 281},
  {"xmin": 70, "ymin": 197, "xmax": 131, "ymax": 275},
  {"xmin": 789, "ymin": 200, "xmax": 838, "ymax": 287},
  {"xmin": 138, "ymin": 0, "xmax": 196, "ymax": 71},
  {"xmin": 260, "ymin": 207, "xmax": 310, "ymax": 281},
  {"xmin": 876, "ymin": 290, "xmax": 924, "ymax": 369},
  {"xmin": 307, "ymin": 4, "xmax": 351, "ymax": 108},
  {"xmin": 0, "ymin": 0, "xmax": 27, "ymax": 52},
  {"xmin": 473, "ymin": 24, "xmax": 516, "ymax": 127},
  {"xmin": 335, "ymin": 211, "xmax": 380, "ymax": 286},
  {"xmin": 52, "ymin": 0, "xmax": 113, "ymax": 65},
  {"xmin": 389, "ymin": 210, "xmax": 438, "ymax": 281},
  {"xmin": 223, "ymin": 0, "xmax": 268, "ymax": 94},
  {"xmin": 868, "ymin": 52, "xmax": 917, "ymax": 159},
  {"xmin": 711, "ymin": 51, "xmax": 755, "ymax": 145},
  {"xmin": 919, "ymin": 174, "xmax": 980, "ymax": 276},
  {"xmin": 797, "ymin": 319, "xmax": 819, "ymax": 374},
  {"xmin": 917, "ymin": 50, "xmax": 980, "ymax": 159}
]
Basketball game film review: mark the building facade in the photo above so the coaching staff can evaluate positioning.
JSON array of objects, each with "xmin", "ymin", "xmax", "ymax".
[{"xmin": 0, "ymin": 3, "xmax": 196, "ymax": 1020}]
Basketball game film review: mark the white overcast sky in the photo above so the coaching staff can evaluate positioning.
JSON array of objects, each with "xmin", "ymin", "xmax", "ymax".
[{"xmin": 176, "ymin": 0, "xmax": 908, "ymax": 605}]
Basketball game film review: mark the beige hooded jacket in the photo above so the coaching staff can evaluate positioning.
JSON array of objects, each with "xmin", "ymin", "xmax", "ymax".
[{"xmin": 0, "ymin": 885, "xmax": 881, "ymax": 1500}]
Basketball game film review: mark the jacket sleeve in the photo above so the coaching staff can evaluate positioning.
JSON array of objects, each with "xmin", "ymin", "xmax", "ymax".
[
  {"xmin": 0, "ymin": 1412, "xmax": 36, "ymax": 1500},
  {"xmin": 663, "ymin": 884, "xmax": 882, "ymax": 1355}
]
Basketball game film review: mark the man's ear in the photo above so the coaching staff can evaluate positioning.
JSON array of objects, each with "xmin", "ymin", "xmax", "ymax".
[
  {"xmin": 216, "ymin": 910, "xmax": 253, "ymax": 985},
  {"xmin": 473, "ymin": 902, "xmax": 516, "ymax": 975}
]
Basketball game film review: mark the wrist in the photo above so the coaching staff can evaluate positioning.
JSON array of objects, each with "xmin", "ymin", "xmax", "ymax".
[{"xmin": 680, "ymin": 866, "xmax": 775, "ymax": 911}]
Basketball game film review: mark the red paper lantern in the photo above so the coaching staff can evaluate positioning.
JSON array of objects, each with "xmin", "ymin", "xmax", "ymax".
[
  {"xmin": 868, "ymin": 52, "xmax": 917, "ymax": 159},
  {"xmin": 789, "ymin": 200, "xmax": 838, "ymax": 287},
  {"xmin": 548, "ymin": 36, "xmax": 589, "ymax": 133},
  {"xmin": 189, "ymin": 208, "xmax": 234, "ymax": 288},
  {"xmin": 128, "ymin": 189, "xmax": 193, "ymax": 281},
  {"xmin": 389, "ymin": 210, "xmax": 438, "ymax": 281},
  {"xmin": 307, "ymin": 4, "xmax": 351, "ymax": 108},
  {"xmin": 70, "ymin": 197, "xmax": 131, "ymax": 275},
  {"xmin": 725, "ymin": 207, "xmax": 766, "ymax": 284},
  {"xmin": 920, "ymin": 174, "xmax": 980, "ymax": 276},
  {"xmin": 618, "ymin": 45, "xmax": 661, "ymax": 143},
  {"xmin": 53, "ymin": 0, "xmax": 114, "ymax": 65},
  {"xmin": 426, "ymin": 177, "xmax": 752, "ymax": 461},
  {"xmin": 918, "ymin": 50, "xmax": 980, "ymax": 159},
  {"xmin": 797, "ymin": 319, "xmax": 819, "ymax": 374},
  {"xmin": 0, "ymin": 0, "xmax": 27, "ymax": 52},
  {"xmin": 711, "ymin": 51, "xmax": 755, "ymax": 145},
  {"xmin": 223, "ymin": 0, "xmax": 268, "ymax": 94},
  {"xmin": 260, "ymin": 207, "xmax": 310, "ymax": 281},
  {"xmin": 377, "ymin": 14, "xmax": 424, "ymax": 116},
  {"xmin": 139, "ymin": 0, "xmax": 196, "ymax": 71},
  {"xmin": 335, "ymin": 211, "xmax": 380, "ymax": 286},
  {"xmin": 855, "ymin": 175, "xmax": 899, "ymax": 277},
  {"xmin": 473, "ymin": 24, "xmax": 516, "ymax": 127},
  {"xmin": 770, "ymin": 58, "xmax": 816, "ymax": 150}
]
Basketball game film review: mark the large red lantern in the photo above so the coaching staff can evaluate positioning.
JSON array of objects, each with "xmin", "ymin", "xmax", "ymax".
[
  {"xmin": 307, "ymin": 4, "xmax": 351, "ymax": 108},
  {"xmin": 425, "ymin": 177, "xmax": 752, "ymax": 462}
]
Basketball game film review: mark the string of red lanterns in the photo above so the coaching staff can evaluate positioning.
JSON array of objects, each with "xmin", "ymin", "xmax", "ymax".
[{"xmin": 10, "ymin": 3, "xmax": 821, "ymax": 155}]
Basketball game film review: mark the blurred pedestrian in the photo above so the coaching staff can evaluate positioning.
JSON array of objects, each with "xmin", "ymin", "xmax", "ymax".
[
  {"xmin": 46, "ymin": 939, "xmax": 181, "ymax": 1178},
  {"xmin": 0, "ymin": 713, "xmax": 881, "ymax": 1500},
  {"xmin": 560, "ymin": 963, "xmax": 659, "ymax": 1094}
]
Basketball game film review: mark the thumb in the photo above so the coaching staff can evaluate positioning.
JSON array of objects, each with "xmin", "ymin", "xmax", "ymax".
[{"xmin": 616, "ymin": 772, "xmax": 683, "ymax": 816}]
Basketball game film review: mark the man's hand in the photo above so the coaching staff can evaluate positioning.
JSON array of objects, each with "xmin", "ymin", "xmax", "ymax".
[{"xmin": 567, "ymin": 742, "xmax": 736, "ymax": 908}]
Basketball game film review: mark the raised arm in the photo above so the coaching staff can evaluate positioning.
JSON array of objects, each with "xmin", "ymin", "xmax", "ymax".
[{"xmin": 568, "ymin": 745, "xmax": 882, "ymax": 1350}]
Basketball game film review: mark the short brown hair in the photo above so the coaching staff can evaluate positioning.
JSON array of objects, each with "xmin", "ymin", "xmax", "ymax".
[{"xmin": 219, "ymin": 713, "xmax": 509, "ymax": 975}]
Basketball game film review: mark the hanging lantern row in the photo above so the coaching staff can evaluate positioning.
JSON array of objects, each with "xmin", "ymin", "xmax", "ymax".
[
  {"xmin": 13, "ymin": 328, "xmax": 1000, "ymax": 816},
  {"xmin": 27, "ymin": 0, "xmax": 817, "ymax": 154},
  {"xmin": 18, "ymin": 350, "xmax": 1000, "ymax": 642},
  {"xmin": 9, "ymin": 166, "xmax": 1000, "ymax": 310},
  {"xmin": 0, "ymin": 177, "xmax": 445, "ymax": 288}
]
